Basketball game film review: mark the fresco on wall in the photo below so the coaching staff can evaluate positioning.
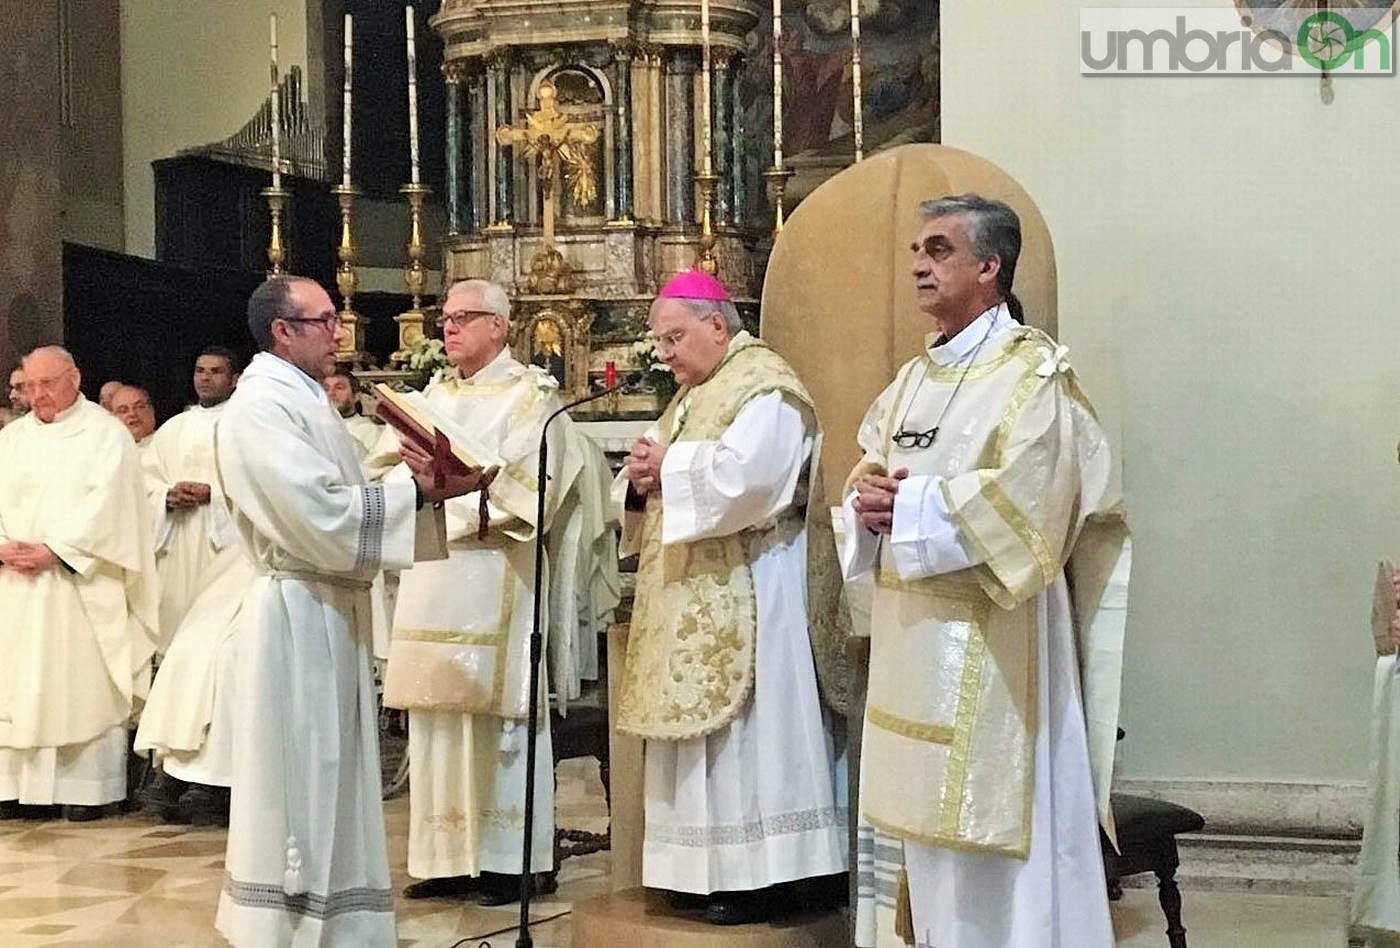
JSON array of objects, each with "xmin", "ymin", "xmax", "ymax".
[{"xmin": 740, "ymin": 0, "xmax": 939, "ymax": 207}]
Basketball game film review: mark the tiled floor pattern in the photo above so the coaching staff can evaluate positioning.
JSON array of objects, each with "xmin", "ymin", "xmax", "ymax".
[{"xmin": 0, "ymin": 758, "xmax": 1358, "ymax": 947}]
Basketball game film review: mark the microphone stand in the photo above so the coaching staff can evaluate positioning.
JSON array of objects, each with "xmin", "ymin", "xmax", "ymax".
[{"xmin": 516, "ymin": 380, "xmax": 627, "ymax": 948}]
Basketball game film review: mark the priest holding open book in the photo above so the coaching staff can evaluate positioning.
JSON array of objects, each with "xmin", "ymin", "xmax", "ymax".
[
  {"xmin": 213, "ymin": 276, "xmax": 496, "ymax": 948},
  {"xmin": 376, "ymin": 278, "xmax": 617, "ymax": 906}
]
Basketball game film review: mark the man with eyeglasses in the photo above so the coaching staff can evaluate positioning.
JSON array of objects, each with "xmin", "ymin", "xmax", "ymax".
[
  {"xmin": 841, "ymin": 194, "xmax": 1129, "ymax": 948},
  {"xmin": 380, "ymin": 278, "xmax": 619, "ymax": 906},
  {"xmin": 135, "ymin": 346, "xmax": 246, "ymax": 826},
  {"xmin": 213, "ymin": 276, "xmax": 495, "ymax": 947},
  {"xmin": 0, "ymin": 345, "xmax": 159, "ymax": 823},
  {"xmin": 613, "ymin": 270, "xmax": 849, "ymax": 926}
]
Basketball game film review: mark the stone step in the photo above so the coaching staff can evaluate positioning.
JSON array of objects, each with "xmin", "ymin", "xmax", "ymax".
[{"xmin": 1120, "ymin": 833, "xmax": 1360, "ymax": 897}]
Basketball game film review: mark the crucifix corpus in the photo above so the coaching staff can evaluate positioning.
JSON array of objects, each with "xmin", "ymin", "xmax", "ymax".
[{"xmin": 496, "ymin": 79, "xmax": 600, "ymax": 294}]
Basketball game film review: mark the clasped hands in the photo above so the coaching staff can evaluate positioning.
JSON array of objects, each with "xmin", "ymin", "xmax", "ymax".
[
  {"xmin": 851, "ymin": 467, "xmax": 909, "ymax": 535},
  {"xmin": 166, "ymin": 481, "xmax": 213, "ymax": 510},
  {"xmin": 400, "ymin": 440, "xmax": 499, "ymax": 505},
  {"xmin": 622, "ymin": 436, "xmax": 666, "ymax": 498},
  {"xmin": 0, "ymin": 540, "xmax": 58, "ymax": 575}
]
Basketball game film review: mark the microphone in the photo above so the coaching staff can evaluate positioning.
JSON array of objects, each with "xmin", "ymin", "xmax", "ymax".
[{"xmin": 515, "ymin": 379, "xmax": 626, "ymax": 947}]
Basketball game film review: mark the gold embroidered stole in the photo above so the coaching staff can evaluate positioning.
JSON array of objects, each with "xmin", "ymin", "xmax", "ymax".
[
  {"xmin": 859, "ymin": 328, "xmax": 1117, "ymax": 857},
  {"xmin": 617, "ymin": 339, "xmax": 837, "ymax": 739}
]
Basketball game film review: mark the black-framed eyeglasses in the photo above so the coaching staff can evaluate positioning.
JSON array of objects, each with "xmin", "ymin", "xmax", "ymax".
[
  {"xmin": 281, "ymin": 313, "xmax": 343, "ymax": 333},
  {"xmin": 892, "ymin": 427, "xmax": 939, "ymax": 450},
  {"xmin": 440, "ymin": 309, "xmax": 499, "ymax": 329}
]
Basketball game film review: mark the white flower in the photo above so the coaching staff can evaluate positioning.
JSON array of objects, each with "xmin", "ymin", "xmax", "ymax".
[{"xmin": 1035, "ymin": 344, "xmax": 1071, "ymax": 378}]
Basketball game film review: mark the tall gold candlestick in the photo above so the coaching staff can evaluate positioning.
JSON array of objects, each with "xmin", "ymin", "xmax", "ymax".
[
  {"xmin": 332, "ymin": 183, "xmax": 361, "ymax": 363},
  {"xmin": 850, "ymin": 0, "xmax": 865, "ymax": 162},
  {"xmin": 694, "ymin": 171, "xmax": 719, "ymax": 275},
  {"xmin": 395, "ymin": 182, "xmax": 432, "ymax": 357},
  {"xmin": 762, "ymin": 166, "xmax": 794, "ymax": 238},
  {"xmin": 262, "ymin": 185, "xmax": 290, "ymax": 277}
]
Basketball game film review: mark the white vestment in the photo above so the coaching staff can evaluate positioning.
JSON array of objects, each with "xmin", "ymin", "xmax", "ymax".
[
  {"xmin": 386, "ymin": 348, "xmax": 617, "ymax": 880},
  {"xmin": 842, "ymin": 305, "xmax": 1120, "ymax": 948},
  {"xmin": 142, "ymin": 404, "xmax": 237, "ymax": 651},
  {"xmin": 213, "ymin": 352, "xmax": 440, "ymax": 948},
  {"xmin": 615, "ymin": 388, "xmax": 848, "ymax": 894},
  {"xmin": 0, "ymin": 397, "xmax": 158, "ymax": 806},
  {"xmin": 1352, "ymin": 654, "xmax": 1400, "ymax": 939},
  {"xmin": 341, "ymin": 412, "xmax": 383, "ymax": 458}
]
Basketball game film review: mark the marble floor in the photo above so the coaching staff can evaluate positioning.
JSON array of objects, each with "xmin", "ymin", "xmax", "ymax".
[{"xmin": 0, "ymin": 759, "xmax": 1357, "ymax": 947}]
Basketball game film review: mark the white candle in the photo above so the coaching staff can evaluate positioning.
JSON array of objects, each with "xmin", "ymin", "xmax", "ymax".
[
  {"xmin": 343, "ymin": 14, "xmax": 353, "ymax": 186},
  {"xmin": 406, "ymin": 4, "xmax": 420, "ymax": 185},
  {"xmin": 270, "ymin": 12, "xmax": 281, "ymax": 188},
  {"xmin": 772, "ymin": 0, "xmax": 783, "ymax": 170},
  {"xmin": 850, "ymin": 0, "xmax": 864, "ymax": 162},
  {"xmin": 700, "ymin": 0, "xmax": 712, "ymax": 176}
]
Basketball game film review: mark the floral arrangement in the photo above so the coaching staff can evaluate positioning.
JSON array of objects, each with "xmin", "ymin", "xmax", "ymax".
[
  {"xmin": 629, "ymin": 335, "xmax": 678, "ymax": 402},
  {"xmin": 400, "ymin": 336, "xmax": 456, "ymax": 390}
]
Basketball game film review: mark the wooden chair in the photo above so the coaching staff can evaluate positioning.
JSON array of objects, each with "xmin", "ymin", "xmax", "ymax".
[{"xmin": 1103, "ymin": 792, "xmax": 1206, "ymax": 948}]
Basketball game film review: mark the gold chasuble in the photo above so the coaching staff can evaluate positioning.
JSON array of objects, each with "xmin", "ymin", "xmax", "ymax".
[
  {"xmin": 849, "ymin": 325, "xmax": 1126, "ymax": 859},
  {"xmin": 618, "ymin": 335, "xmax": 850, "ymax": 741}
]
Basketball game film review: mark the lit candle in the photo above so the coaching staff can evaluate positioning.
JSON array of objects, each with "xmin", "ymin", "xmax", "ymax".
[
  {"xmin": 850, "ymin": 0, "xmax": 864, "ymax": 162},
  {"xmin": 772, "ymin": 0, "xmax": 783, "ymax": 170},
  {"xmin": 270, "ymin": 12, "xmax": 281, "ymax": 189},
  {"xmin": 406, "ymin": 4, "xmax": 420, "ymax": 185},
  {"xmin": 700, "ymin": 0, "xmax": 712, "ymax": 176},
  {"xmin": 343, "ymin": 14, "xmax": 353, "ymax": 187},
  {"xmin": 605, "ymin": 360, "xmax": 618, "ymax": 390}
]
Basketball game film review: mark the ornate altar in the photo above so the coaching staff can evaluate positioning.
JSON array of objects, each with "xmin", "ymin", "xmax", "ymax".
[{"xmin": 430, "ymin": 0, "xmax": 766, "ymax": 411}]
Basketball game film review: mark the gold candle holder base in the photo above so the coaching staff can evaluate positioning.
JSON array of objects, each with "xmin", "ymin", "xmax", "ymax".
[
  {"xmin": 762, "ymin": 166, "xmax": 795, "ymax": 238},
  {"xmin": 331, "ymin": 183, "xmax": 365, "ymax": 364},
  {"xmin": 694, "ymin": 171, "xmax": 720, "ymax": 276},
  {"xmin": 261, "ymin": 185, "xmax": 291, "ymax": 277}
]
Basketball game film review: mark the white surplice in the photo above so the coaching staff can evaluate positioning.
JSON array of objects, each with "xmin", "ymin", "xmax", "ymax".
[
  {"xmin": 842, "ymin": 306, "xmax": 1116, "ymax": 948},
  {"xmin": 1353, "ymin": 654, "xmax": 1400, "ymax": 939},
  {"xmin": 616, "ymin": 390, "xmax": 848, "ymax": 894},
  {"xmin": 388, "ymin": 349, "xmax": 608, "ymax": 880},
  {"xmin": 0, "ymin": 397, "xmax": 158, "ymax": 806},
  {"xmin": 142, "ymin": 403, "xmax": 237, "ymax": 652},
  {"xmin": 341, "ymin": 413, "xmax": 383, "ymax": 458},
  {"xmin": 213, "ymin": 352, "xmax": 439, "ymax": 948}
]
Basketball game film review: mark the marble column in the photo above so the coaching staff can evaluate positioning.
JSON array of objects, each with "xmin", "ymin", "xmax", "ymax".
[
  {"xmin": 729, "ymin": 53, "xmax": 747, "ymax": 228},
  {"xmin": 662, "ymin": 48, "xmax": 697, "ymax": 225},
  {"xmin": 612, "ymin": 44, "xmax": 634, "ymax": 222},
  {"xmin": 444, "ymin": 74, "xmax": 462, "ymax": 234},
  {"xmin": 713, "ymin": 54, "xmax": 734, "ymax": 225},
  {"xmin": 489, "ymin": 53, "xmax": 513, "ymax": 225},
  {"xmin": 467, "ymin": 71, "xmax": 487, "ymax": 233}
]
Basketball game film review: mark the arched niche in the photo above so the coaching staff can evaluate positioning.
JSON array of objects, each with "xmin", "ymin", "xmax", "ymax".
[
  {"xmin": 525, "ymin": 64, "xmax": 612, "ymax": 225},
  {"xmin": 760, "ymin": 143, "xmax": 1057, "ymax": 504}
]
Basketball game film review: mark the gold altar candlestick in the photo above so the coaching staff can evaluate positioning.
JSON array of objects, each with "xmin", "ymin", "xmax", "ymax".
[
  {"xmin": 262, "ymin": 185, "xmax": 290, "ymax": 276},
  {"xmin": 762, "ymin": 165, "xmax": 795, "ymax": 238},
  {"xmin": 331, "ymin": 183, "xmax": 362, "ymax": 362},
  {"xmin": 694, "ymin": 170, "xmax": 719, "ymax": 275},
  {"xmin": 395, "ymin": 181, "xmax": 432, "ymax": 356}
]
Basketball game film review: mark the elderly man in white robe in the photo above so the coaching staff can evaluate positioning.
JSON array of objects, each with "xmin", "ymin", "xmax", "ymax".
[
  {"xmin": 380, "ymin": 278, "xmax": 618, "ymax": 905},
  {"xmin": 134, "ymin": 346, "xmax": 246, "ymax": 825},
  {"xmin": 213, "ymin": 276, "xmax": 495, "ymax": 947},
  {"xmin": 615, "ymin": 270, "xmax": 849, "ymax": 926},
  {"xmin": 0, "ymin": 345, "xmax": 158, "ymax": 822},
  {"xmin": 110, "ymin": 383, "xmax": 156, "ymax": 453},
  {"xmin": 842, "ymin": 194, "xmax": 1129, "ymax": 948}
]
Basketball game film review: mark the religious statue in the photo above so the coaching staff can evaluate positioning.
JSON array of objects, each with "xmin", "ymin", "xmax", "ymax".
[{"xmin": 497, "ymin": 79, "xmax": 601, "ymax": 295}]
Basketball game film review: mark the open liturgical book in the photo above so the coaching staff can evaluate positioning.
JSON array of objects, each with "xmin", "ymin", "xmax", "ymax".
[{"xmin": 374, "ymin": 384, "xmax": 497, "ymax": 537}]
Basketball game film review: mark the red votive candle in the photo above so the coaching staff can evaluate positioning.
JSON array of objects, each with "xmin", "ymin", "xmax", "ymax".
[{"xmin": 604, "ymin": 360, "xmax": 617, "ymax": 389}]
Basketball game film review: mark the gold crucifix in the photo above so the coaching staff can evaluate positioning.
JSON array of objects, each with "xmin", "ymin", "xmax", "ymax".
[{"xmin": 496, "ymin": 79, "xmax": 600, "ymax": 294}]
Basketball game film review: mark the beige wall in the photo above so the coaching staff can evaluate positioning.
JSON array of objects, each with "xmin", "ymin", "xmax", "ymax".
[
  {"xmin": 942, "ymin": 2, "xmax": 1396, "ymax": 785},
  {"xmin": 0, "ymin": 0, "xmax": 66, "ymax": 367},
  {"xmin": 120, "ymin": 0, "xmax": 309, "ymax": 259},
  {"xmin": 61, "ymin": 0, "xmax": 125, "ymax": 251}
]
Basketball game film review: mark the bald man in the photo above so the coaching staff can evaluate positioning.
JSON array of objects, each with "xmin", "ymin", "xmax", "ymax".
[
  {"xmin": 98, "ymin": 380, "xmax": 123, "ymax": 412},
  {"xmin": 0, "ymin": 347, "xmax": 158, "ymax": 821}
]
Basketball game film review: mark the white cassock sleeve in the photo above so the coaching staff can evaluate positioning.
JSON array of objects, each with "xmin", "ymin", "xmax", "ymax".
[
  {"xmin": 658, "ymin": 391, "xmax": 807, "ymax": 544},
  {"xmin": 887, "ymin": 473, "xmax": 976, "ymax": 580},
  {"xmin": 838, "ymin": 491, "xmax": 878, "ymax": 580}
]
